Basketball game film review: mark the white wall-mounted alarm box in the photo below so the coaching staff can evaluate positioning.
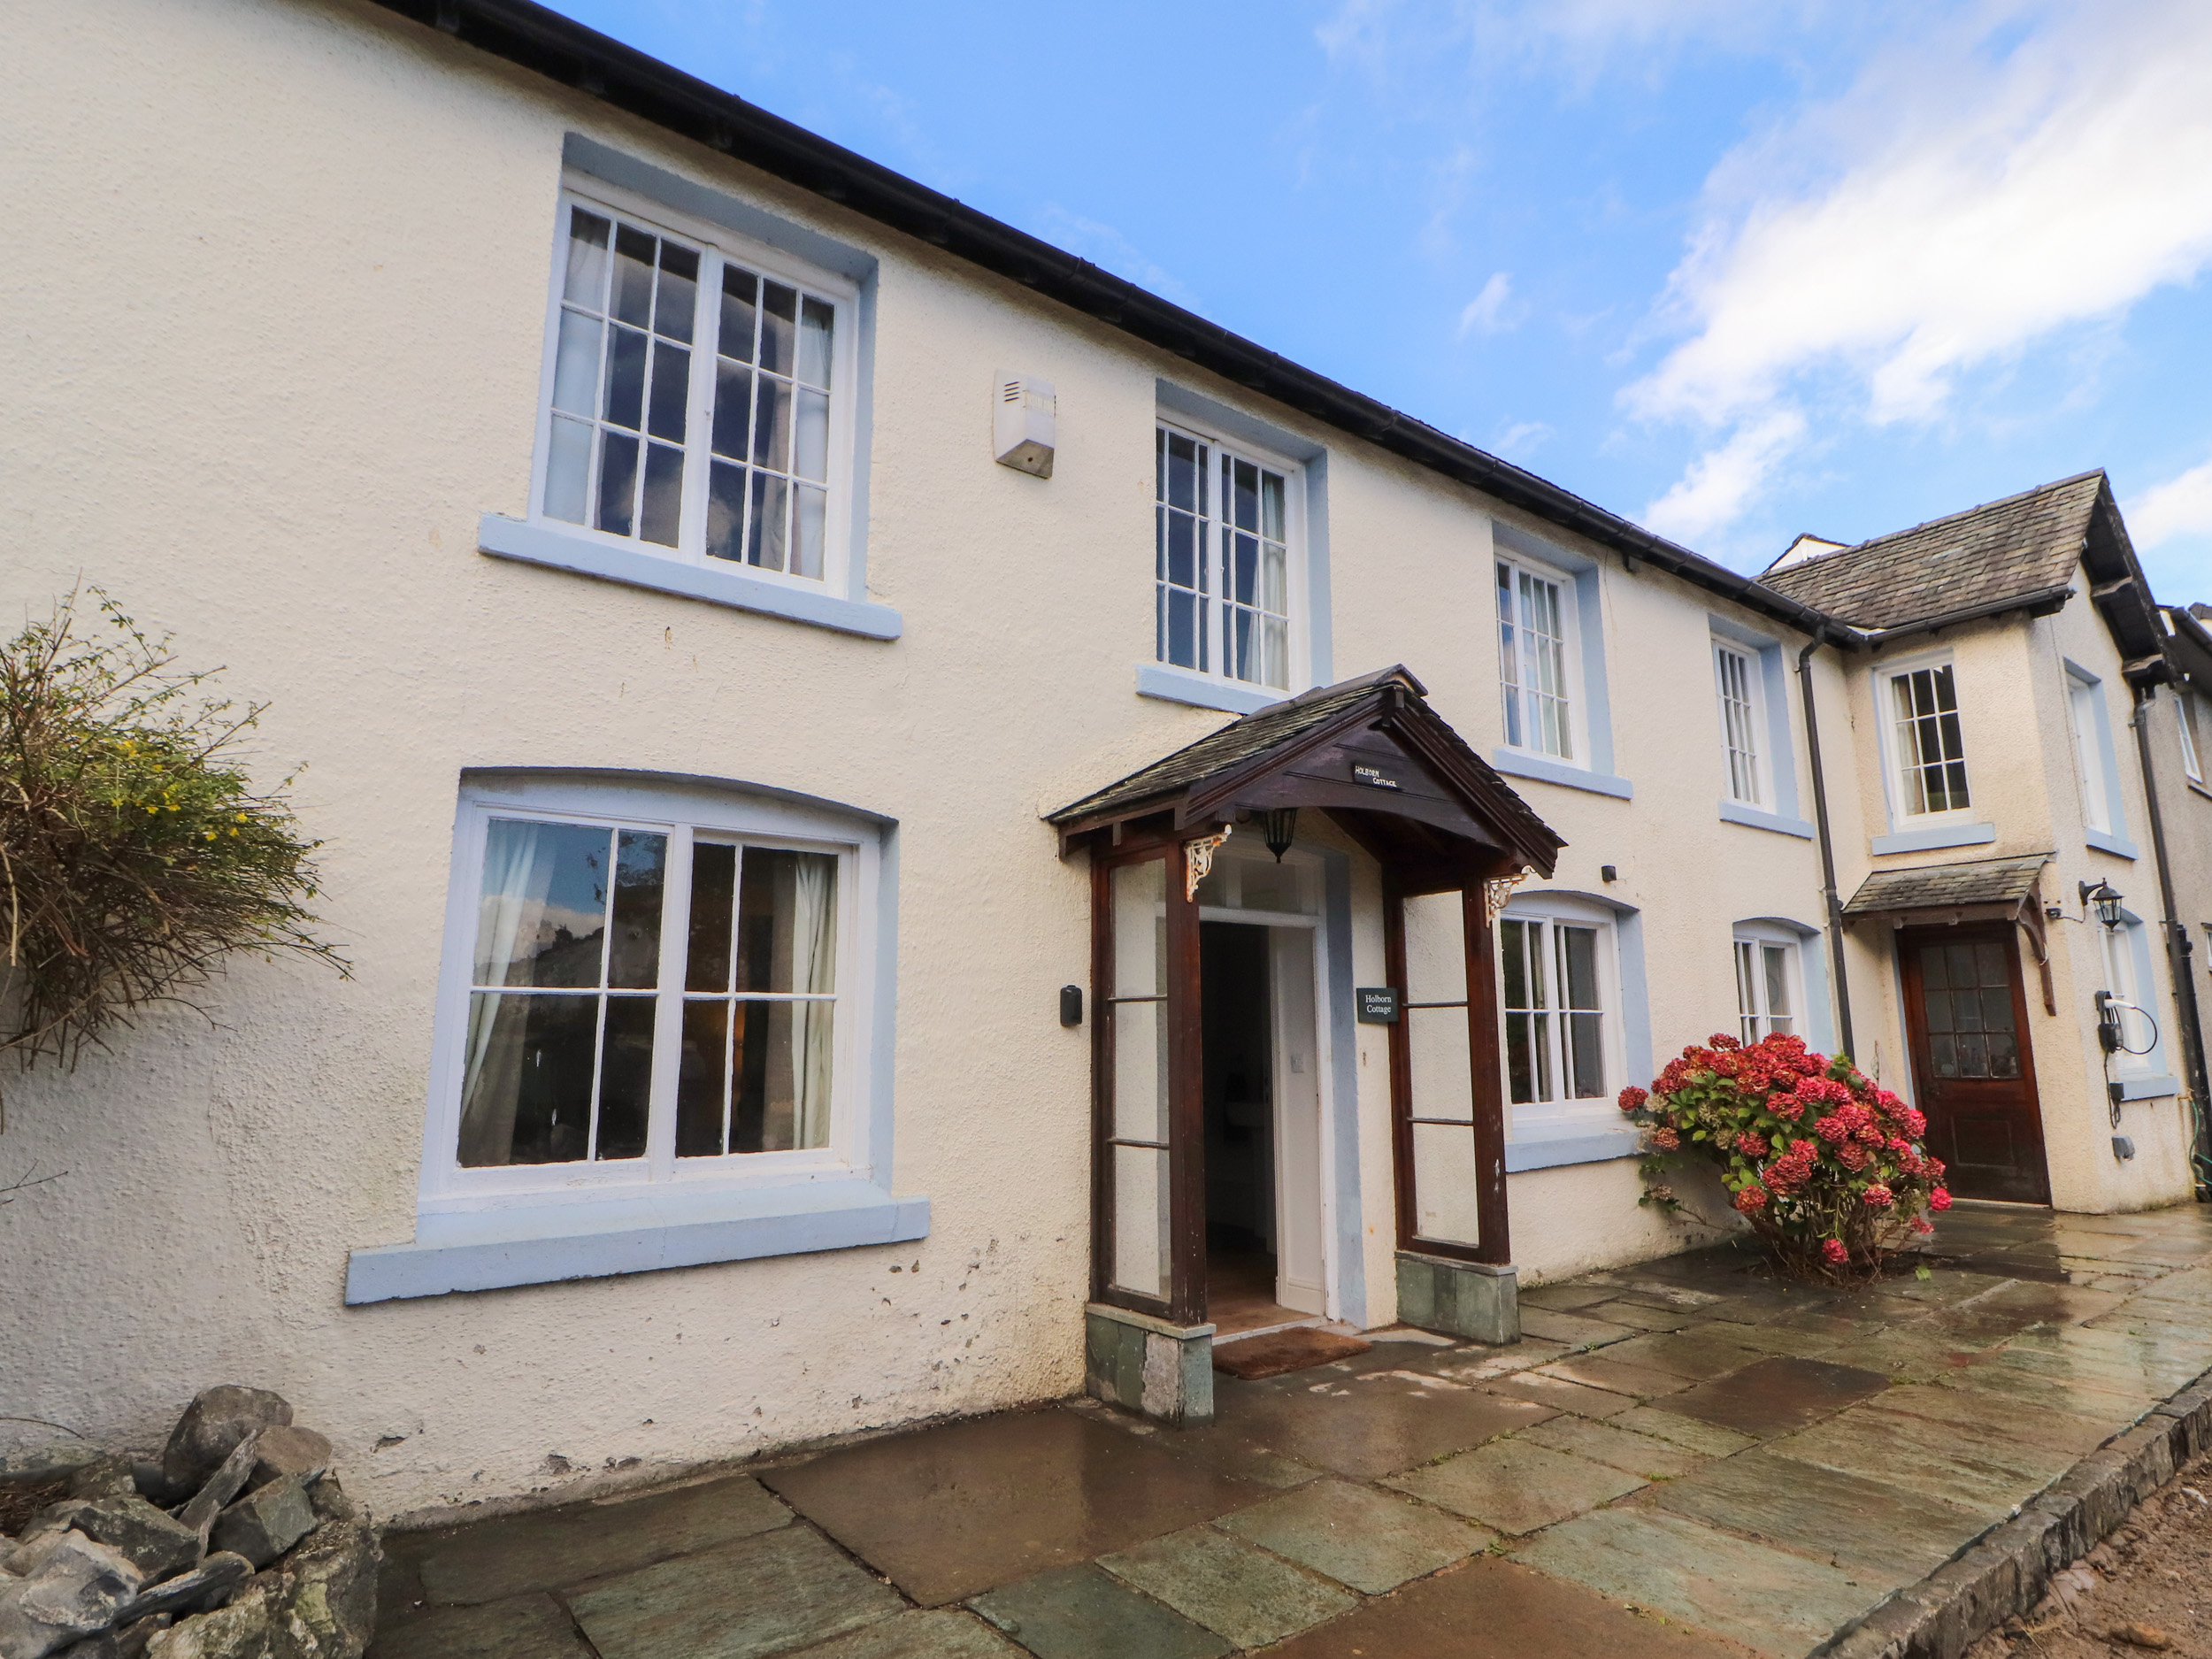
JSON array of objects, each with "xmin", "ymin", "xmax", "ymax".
[{"xmin": 993, "ymin": 373, "xmax": 1056, "ymax": 478}]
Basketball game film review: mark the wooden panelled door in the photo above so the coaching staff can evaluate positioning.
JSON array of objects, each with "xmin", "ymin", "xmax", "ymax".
[{"xmin": 1898, "ymin": 925, "xmax": 2051, "ymax": 1205}]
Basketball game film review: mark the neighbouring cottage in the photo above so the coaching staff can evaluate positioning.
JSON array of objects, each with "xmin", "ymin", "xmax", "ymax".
[{"xmin": 4, "ymin": 0, "xmax": 2208, "ymax": 1522}]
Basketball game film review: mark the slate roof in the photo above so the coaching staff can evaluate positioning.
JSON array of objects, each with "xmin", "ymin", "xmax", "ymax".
[
  {"xmin": 1046, "ymin": 664, "xmax": 1561, "ymax": 868},
  {"xmin": 1761, "ymin": 473, "xmax": 2102, "ymax": 631},
  {"xmin": 1843, "ymin": 853, "xmax": 2053, "ymax": 917}
]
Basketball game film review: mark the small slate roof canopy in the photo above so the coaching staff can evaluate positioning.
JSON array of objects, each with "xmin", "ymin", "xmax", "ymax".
[
  {"xmin": 1843, "ymin": 853, "xmax": 2053, "ymax": 918},
  {"xmin": 1048, "ymin": 666, "xmax": 1563, "ymax": 896},
  {"xmin": 1759, "ymin": 472, "xmax": 2168, "ymax": 679}
]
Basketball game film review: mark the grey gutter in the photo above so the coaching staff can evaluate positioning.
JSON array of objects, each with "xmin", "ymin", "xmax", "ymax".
[
  {"xmin": 1843, "ymin": 584, "xmax": 2077, "ymax": 649},
  {"xmin": 367, "ymin": 0, "xmax": 1847, "ymax": 645}
]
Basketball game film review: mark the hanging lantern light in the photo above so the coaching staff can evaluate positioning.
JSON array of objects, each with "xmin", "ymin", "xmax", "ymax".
[
  {"xmin": 2080, "ymin": 879, "xmax": 2124, "ymax": 929},
  {"xmin": 1263, "ymin": 807, "xmax": 1299, "ymax": 862}
]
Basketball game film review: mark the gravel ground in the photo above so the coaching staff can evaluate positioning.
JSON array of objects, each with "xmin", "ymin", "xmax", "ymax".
[{"xmin": 1966, "ymin": 1445, "xmax": 2212, "ymax": 1658}]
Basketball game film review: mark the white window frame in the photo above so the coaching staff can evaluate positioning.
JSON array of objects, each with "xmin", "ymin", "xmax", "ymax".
[
  {"xmin": 418, "ymin": 774, "xmax": 879, "ymax": 1217},
  {"xmin": 1732, "ymin": 924, "xmax": 1803, "ymax": 1044},
  {"xmin": 1713, "ymin": 639, "xmax": 1765, "ymax": 806},
  {"xmin": 2178, "ymin": 689, "xmax": 2204, "ymax": 787},
  {"xmin": 528, "ymin": 177, "xmax": 863, "ymax": 597},
  {"xmin": 2068, "ymin": 668, "xmax": 2114, "ymax": 833},
  {"xmin": 1876, "ymin": 649, "xmax": 1977, "ymax": 826},
  {"xmin": 1496, "ymin": 552, "xmax": 1586, "ymax": 765},
  {"xmin": 1496, "ymin": 895, "xmax": 1622, "ymax": 1136},
  {"xmin": 1152, "ymin": 419, "xmax": 1309, "ymax": 695}
]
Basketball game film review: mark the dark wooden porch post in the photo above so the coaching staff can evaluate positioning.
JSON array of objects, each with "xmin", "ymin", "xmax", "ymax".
[{"xmin": 1461, "ymin": 883, "xmax": 1511, "ymax": 1265}]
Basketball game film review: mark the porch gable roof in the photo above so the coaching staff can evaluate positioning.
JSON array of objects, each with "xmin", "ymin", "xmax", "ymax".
[{"xmin": 1047, "ymin": 666, "xmax": 1563, "ymax": 884}]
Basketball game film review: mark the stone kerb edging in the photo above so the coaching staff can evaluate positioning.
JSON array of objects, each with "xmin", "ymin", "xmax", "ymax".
[{"xmin": 1814, "ymin": 1365, "xmax": 2212, "ymax": 1659}]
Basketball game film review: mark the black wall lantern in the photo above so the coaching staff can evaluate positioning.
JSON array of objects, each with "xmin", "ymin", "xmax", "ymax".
[
  {"xmin": 1263, "ymin": 807, "xmax": 1299, "ymax": 862},
  {"xmin": 2080, "ymin": 879, "xmax": 2125, "ymax": 929}
]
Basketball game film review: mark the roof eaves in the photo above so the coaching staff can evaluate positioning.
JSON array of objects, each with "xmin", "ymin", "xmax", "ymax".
[
  {"xmin": 1856, "ymin": 584, "xmax": 2076, "ymax": 648},
  {"xmin": 370, "ymin": 0, "xmax": 1845, "ymax": 644}
]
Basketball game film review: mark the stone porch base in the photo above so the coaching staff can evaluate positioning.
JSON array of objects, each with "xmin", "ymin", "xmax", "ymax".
[
  {"xmin": 1395, "ymin": 1249, "xmax": 1519, "ymax": 1344},
  {"xmin": 1084, "ymin": 1302, "xmax": 1216, "ymax": 1426}
]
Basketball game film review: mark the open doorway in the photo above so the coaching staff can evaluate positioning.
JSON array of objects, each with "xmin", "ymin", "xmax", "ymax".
[{"xmin": 1202, "ymin": 918, "xmax": 1325, "ymax": 1335}]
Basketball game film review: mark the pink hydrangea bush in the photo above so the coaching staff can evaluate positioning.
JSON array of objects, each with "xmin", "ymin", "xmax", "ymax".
[{"xmin": 1619, "ymin": 1032, "xmax": 1949, "ymax": 1282}]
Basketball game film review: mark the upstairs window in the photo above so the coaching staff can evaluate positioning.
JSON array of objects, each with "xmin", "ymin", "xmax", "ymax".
[
  {"xmin": 1497, "ymin": 558, "xmax": 1575, "ymax": 760},
  {"xmin": 1713, "ymin": 642, "xmax": 1763, "ymax": 805},
  {"xmin": 1887, "ymin": 662, "xmax": 1970, "ymax": 817},
  {"xmin": 2068, "ymin": 670, "xmax": 2114, "ymax": 833},
  {"xmin": 536, "ymin": 188, "xmax": 852, "ymax": 585},
  {"xmin": 1154, "ymin": 425, "xmax": 1297, "ymax": 691},
  {"xmin": 2178, "ymin": 691, "xmax": 2203, "ymax": 786}
]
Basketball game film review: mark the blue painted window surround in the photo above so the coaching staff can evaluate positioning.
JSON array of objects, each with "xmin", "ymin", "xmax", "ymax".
[
  {"xmin": 1489, "ymin": 523, "xmax": 1632, "ymax": 800},
  {"xmin": 1870, "ymin": 822, "xmax": 1998, "ymax": 856},
  {"xmin": 1141, "ymin": 381, "xmax": 1333, "ymax": 714},
  {"xmin": 2066, "ymin": 658, "xmax": 2140, "ymax": 859},
  {"xmin": 480, "ymin": 136, "xmax": 899, "ymax": 643},
  {"xmin": 1709, "ymin": 616, "xmax": 1815, "ymax": 838},
  {"xmin": 345, "ymin": 769, "xmax": 923, "ymax": 1303}
]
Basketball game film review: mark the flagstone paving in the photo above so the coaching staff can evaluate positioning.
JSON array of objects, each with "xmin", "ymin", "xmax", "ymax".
[{"xmin": 369, "ymin": 1200, "xmax": 2212, "ymax": 1659}]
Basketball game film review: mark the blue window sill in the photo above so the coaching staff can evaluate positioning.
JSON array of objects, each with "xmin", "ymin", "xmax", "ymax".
[
  {"xmin": 479, "ymin": 515, "xmax": 903, "ymax": 641},
  {"xmin": 1136, "ymin": 663, "xmax": 1286, "ymax": 716},
  {"xmin": 1489, "ymin": 749, "xmax": 1633, "ymax": 801},
  {"xmin": 2115, "ymin": 1073, "xmax": 2177, "ymax": 1102},
  {"xmin": 1870, "ymin": 822, "xmax": 1996, "ymax": 855},
  {"xmin": 344, "ymin": 1176, "xmax": 929, "ymax": 1304},
  {"xmin": 1504, "ymin": 1126, "xmax": 1642, "ymax": 1172},
  {"xmin": 2085, "ymin": 828, "xmax": 2140, "ymax": 859},
  {"xmin": 1718, "ymin": 801, "xmax": 1816, "ymax": 840}
]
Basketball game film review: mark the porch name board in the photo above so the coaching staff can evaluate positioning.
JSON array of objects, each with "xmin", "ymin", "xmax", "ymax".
[
  {"xmin": 1352, "ymin": 764, "xmax": 1402, "ymax": 790},
  {"xmin": 1357, "ymin": 987, "xmax": 1401, "ymax": 1024}
]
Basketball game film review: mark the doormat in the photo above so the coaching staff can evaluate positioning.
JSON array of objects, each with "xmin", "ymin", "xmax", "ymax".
[{"xmin": 1212, "ymin": 1328, "xmax": 1371, "ymax": 1380}]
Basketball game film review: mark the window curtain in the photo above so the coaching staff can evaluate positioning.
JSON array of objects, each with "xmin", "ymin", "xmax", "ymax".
[
  {"xmin": 457, "ymin": 819, "xmax": 555, "ymax": 1166},
  {"xmin": 790, "ymin": 853, "xmax": 839, "ymax": 1148}
]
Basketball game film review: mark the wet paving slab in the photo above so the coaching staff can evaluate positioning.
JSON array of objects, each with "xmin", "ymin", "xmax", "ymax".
[
  {"xmin": 366, "ymin": 1202, "xmax": 2212, "ymax": 1659},
  {"xmin": 757, "ymin": 1409, "xmax": 1265, "ymax": 1606}
]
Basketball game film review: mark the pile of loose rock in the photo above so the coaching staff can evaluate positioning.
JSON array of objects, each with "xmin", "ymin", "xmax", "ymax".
[{"xmin": 0, "ymin": 1386, "xmax": 377, "ymax": 1659}]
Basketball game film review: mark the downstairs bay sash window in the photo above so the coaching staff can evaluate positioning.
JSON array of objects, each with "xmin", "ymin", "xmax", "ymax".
[
  {"xmin": 1733, "ymin": 933, "xmax": 1799, "ymax": 1044},
  {"xmin": 536, "ymin": 188, "xmax": 853, "ymax": 585},
  {"xmin": 434, "ymin": 791, "xmax": 864, "ymax": 1203}
]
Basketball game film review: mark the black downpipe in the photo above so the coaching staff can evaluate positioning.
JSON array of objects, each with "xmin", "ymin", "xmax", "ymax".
[
  {"xmin": 2129, "ymin": 686, "xmax": 2212, "ymax": 1194},
  {"xmin": 1798, "ymin": 638, "xmax": 1855, "ymax": 1059}
]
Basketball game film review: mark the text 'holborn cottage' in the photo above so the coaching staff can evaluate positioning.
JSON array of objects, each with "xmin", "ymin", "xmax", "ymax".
[{"xmin": 6, "ymin": 0, "xmax": 2210, "ymax": 1513}]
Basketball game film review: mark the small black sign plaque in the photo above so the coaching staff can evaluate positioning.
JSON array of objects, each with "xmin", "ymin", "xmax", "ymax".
[
  {"xmin": 1356, "ymin": 987, "xmax": 1401, "ymax": 1025},
  {"xmin": 1351, "ymin": 764, "xmax": 1402, "ymax": 790}
]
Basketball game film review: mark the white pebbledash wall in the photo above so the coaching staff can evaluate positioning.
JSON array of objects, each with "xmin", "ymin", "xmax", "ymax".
[{"xmin": 0, "ymin": 0, "xmax": 1886, "ymax": 1519}]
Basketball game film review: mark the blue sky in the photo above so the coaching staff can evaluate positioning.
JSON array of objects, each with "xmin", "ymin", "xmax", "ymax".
[{"xmin": 545, "ymin": 0, "xmax": 2212, "ymax": 597}]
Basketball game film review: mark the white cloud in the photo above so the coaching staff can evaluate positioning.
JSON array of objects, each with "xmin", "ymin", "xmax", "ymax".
[
  {"xmin": 1627, "ymin": 0, "xmax": 2212, "ymax": 534},
  {"xmin": 2129, "ymin": 454, "xmax": 2212, "ymax": 549},
  {"xmin": 1641, "ymin": 409, "xmax": 1806, "ymax": 542},
  {"xmin": 1456, "ymin": 272, "xmax": 1519, "ymax": 337},
  {"xmin": 1494, "ymin": 419, "xmax": 1555, "ymax": 460}
]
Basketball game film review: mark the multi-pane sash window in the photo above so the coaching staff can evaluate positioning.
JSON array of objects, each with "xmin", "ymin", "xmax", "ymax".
[
  {"xmin": 541, "ymin": 194, "xmax": 843, "ymax": 581},
  {"xmin": 1889, "ymin": 664, "xmax": 1970, "ymax": 816},
  {"xmin": 1497, "ymin": 562, "xmax": 1572, "ymax": 759},
  {"xmin": 2182, "ymin": 694, "xmax": 2205, "ymax": 785},
  {"xmin": 1714, "ymin": 644, "xmax": 1762, "ymax": 804},
  {"xmin": 1154, "ymin": 426, "xmax": 1292, "ymax": 690},
  {"xmin": 1734, "ymin": 937, "xmax": 1797, "ymax": 1043},
  {"xmin": 456, "ymin": 811, "xmax": 841, "ymax": 1174},
  {"xmin": 1499, "ymin": 915, "xmax": 1606, "ymax": 1108}
]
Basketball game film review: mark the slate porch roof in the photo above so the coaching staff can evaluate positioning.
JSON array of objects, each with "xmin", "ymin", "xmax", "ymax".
[
  {"xmin": 1761, "ymin": 473, "xmax": 2101, "ymax": 631},
  {"xmin": 1046, "ymin": 664, "xmax": 1563, "ymax": 874},
  {"xmin": 1842, "ymin": 853, "xmax": 2053, "ymax": 917}
]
